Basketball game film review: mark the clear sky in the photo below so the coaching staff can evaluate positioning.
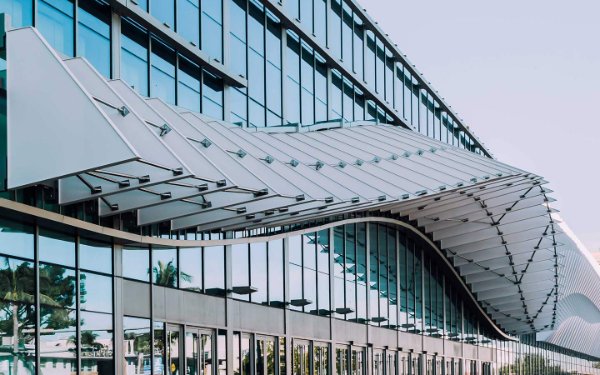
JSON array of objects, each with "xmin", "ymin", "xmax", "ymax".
[{"xmin": 359, "ymin": 0, "xmax": 600, "ymax": 251}]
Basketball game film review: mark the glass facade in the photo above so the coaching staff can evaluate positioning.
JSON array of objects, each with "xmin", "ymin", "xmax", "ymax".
[
  {"xmin": 0, "ymin": 0, "xmax": 487, "ymax": 155},
  {"xmin": 0, "ymin": 0, "xmax": 596, "ymax": 373}
]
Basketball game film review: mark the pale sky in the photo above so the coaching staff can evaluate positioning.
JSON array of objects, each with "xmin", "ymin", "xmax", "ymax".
[{"xmin": 359, "ymin": 0, "xmax": 600, "ymax": 251}]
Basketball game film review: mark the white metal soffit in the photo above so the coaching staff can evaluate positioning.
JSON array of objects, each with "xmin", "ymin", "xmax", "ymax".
[{"xmin": 7, "ymin": 27, "xmax": 563, "ymax": 335}]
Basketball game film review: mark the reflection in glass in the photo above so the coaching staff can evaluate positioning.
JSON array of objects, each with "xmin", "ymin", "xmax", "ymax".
[
  {"xmin": 150, "ymin": 0, "xmax": 174, "ymax": 27},
  {"xmin": 39, "ymin": 307, "xmax": 77, "ymax": 375},
  {"xmin": 336, "ymin": 346, "xmax": 347, "ymax": 375},
  {"xmin": 203, "ymin": 246, "xmax": 225, "ymax": 294},
  {"xmin": 251, "ymin": 242, "xmax": 267, "ymax": 305},
  {"xmin": 123, "ymin": 317, "xmax": 151, "ymax": 375},
  {"xmin": 177, "ymin": 57, "xmax": 201, "ymax": 112},
  {"xmin": 167, "ymin": 328, "xmax": 179, "ymax": 375},
  {"xmin": 202, "ymin": 72, "xmax": 224, "ymax": 120},
  {"xmin": 0, "ymin": 257, "xmax": 36, "ymax": 375},
  {"xmin": 179, "ymin": 247, "xmax": 202, "ymax": 291},
  {"xmin": 0, "ymin": 0, "xmax": 32, "ymax": 27},
  {"xmin": 268, "ymin": 240, "xmax": 284, "ymax": 306},
  {"xmin": 122, "ymin": 247, "xmax": 150, "ymax": 282},
  {"xmin": 152, "ymin": 248, "xmax": 179, "ymax": 287},
  {"xmin": 80, "ymin": 311, "xmax": 114, "ymax": 375},
  {"xmin": 38, "ymin": 0, "xmax": 74, "ymax": 56},
  {"xmin": 78, "ymin": 0, "xmax": 110, "ymax": 78},
  {"xmin": 80, "ymin": 272, "xmax": 112, "ymax": 313},
  {"xmin": 232, "ymin": 244, "xmax": 249, "ymax": 301},
  {"xmin": 39, "ymin": 264, "xmax": 76, "ymax": 309},
  {"xmin": 153, "ymin": 322, "xmax": 165, "ymax": 375},
  {"xmin": 217, "ymin": 330, "xmax": 226, "ymax": 375},
  {"xmin": 201, "ymin": 0, "xmax": 222, "ymax": 60},
  {"xmin": 177, "ymin": 0, "xmax": 199, "ymax": 46},
  {"xmin": 80, "ymin": 238, "xmax": 112, "ymax": 274},
  {"xmin": 39, "ymin": 228, "xmax": 75, "ymax": 267},
  {"xmin": 0, "ymin": 218, "xmax": 33, "ymax": 259},
  {"xmin": 121, "ymin": 20, "xmax": 149, "ymax": 96},
  {"xmin": 151, "ymin": 39, "xmax": 176, "ymax": 105}
]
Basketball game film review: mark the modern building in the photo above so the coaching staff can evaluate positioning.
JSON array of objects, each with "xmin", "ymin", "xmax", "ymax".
[{"xmin": 0, "ymin": 1, "xmax": 599, "ymax": 375}]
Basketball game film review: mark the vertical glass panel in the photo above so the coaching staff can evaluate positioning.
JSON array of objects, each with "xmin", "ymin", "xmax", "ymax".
[
  {"xmin": 80, "ymin": 311, "xmax": 114, "ymax": 375},
  {"xmin": 122, "ymin": 247, "xmax": 150, "ymax": 282},
  {"xmin": 80, "ymin": 272, "xmax": 112, "ymax": 313},
  {"xmin": 285, "ymin": 0, "xmax": 298, "ymax": 20},
  {"xmin": 186, "ymin": 331, "xmax": 199, "ymax": 375},
  {"xmin": 385, "ymin": 49, "xmax": 394, "ymax": 104},
  {"xmin": 204, "ymin": 246, "xmax": 225, "ymax": 294},
  {"xmin": 375, "ymin": 38, "xmax": 385, "ymax": 95},
  {"xmin": 153, "ymin": 321, "xmax": 165, "ymax": 375},
  {"xmin": 316, "ymin": 230, "xmax": 330, "ymax": 314},
  {"xmin": 39, "ymin": 264, "xmax": 76, "ymax": 310},
  {"xmin": 256, "ymin": 339, "xmax": 264, "ymax": 375},
  {"xmin": 266, "ymin": 13, "xmax": 282, "ymax": 120},
  {"xmin": 217, "ymin": 330, "xmax": 227, "ymax": 375},
  {"xmin": 38, "ymin": 0, "xmax": 74, "ymax": 56},
  {"xmin": 39, "ymin": 228, "xmax": 75, "ymax": 267},
  {"xmin": 354, "ymin": 89, "xmax": 364, "ymax": 121},
  {"xmin": 336, "ymin": 347, "xmax": 347, "ymax": 375},
  {"xmin": 403, "ymin": 70, "xmax": 412, "ymax": 124},
  {"xmin": 343, "ymin": 77, "xmax": 353, "ymax": 122},
  {"xmin": 353, "ymin": 15, "xmax": 363, "ymax": 78},
  {"xmin": 80, "ymin": 238, "xmax": 112, "ymax": 274},
  {"xmin": 300, "ymin": 43, "xmax": 314, "ymax": 126},
  {"xmin": 201, "ymin": 0, "xmax": 223, "ymax": 61},
  {"xmin": 315, "ymin": 55, "xmax": 328, "ymax": 123},
  {"xmin": 78, "ymin": 0, "xmax": 110, "ymax": 78},
  {"xmin": 199, "ymin": 332, "xmax": 213, "ymax": 375},
  {"xmin": 341, "ymin": 2, "xmax": 352, "ymax": 70},
  {"xmin": 328, "ymin": 0, "xmax": 341, "ymax": 60},
  {"xmin": 364, "ymin": 31, "xmax": 375, "ymax": 88},
  {"xmin": 300, "ymin": 0, "xmax": 312, "ymax": 32},
  {"xmin": 415, "ymin": 246, "xmax": 423, "ymax": 332},
  {"xmin": 0, "ymin": 217, "xmax": 34, "ymax": 259},
  {"xmin": 179, "ymin": 247, "xmax": 202, "ymax": 291},
  {"xmin": 151, "ymin": 39, "xmax": 176, "ymax": 105},
  {"xmin": 123, "ymin": 317, "xmax": 151, "ymax": 375},
  {"xmin": 278, "ymin": 338, "xmax": 286, "ymax": 375},
  {"xmin": 232, "ymin": 243, "xmax": 249, "ymax": 301},
  {"xmin": 344, "ymin": 224, "xmax": 356, "ymax": 321},
  {"xmin": 330, "ymin": 70, "xmax": 342, "ymax": 119},
  {"xmin": 177, "ymin": 0, "xmax": 199, "ymax": 46},
  {"xmin": 151, "ymin": 0, "xmax": 174, "ymax": 27},
  {"xmin": 285, "ymin": 31, "xmax": 300, "ymax": 124},
  {"xmin": 0, "ymin": 0, "xmax": 32, "ymax": 27},
  {"xmin": 268, "ymin": 239, "xmax": 284, "ymax": 306},
  {"xmin": 167, "ymin": 328, "xmax": 179, "ymax": 375},
  {"xmin": 248, "ymin": 1, "xmax": 265, "ymax": 106},
  {"xmin": 202, "ymin": 71, "xmax": 224, "ymax": 120},
  {"xmin": 177, "ymin": 56, "xmax": 201, "ymax": 112},
  {"xmin": 229, "ymin": 0, "xmax": 247, "ymax": 77},
  {"xmin": 39, "ymin": 308, "xmax": 76, "ymax": 375},
  {"xmin": 152, "ymin": 248, "xmax": 178, "ymax": 287},
  {"xmin": 121, "ymin": 19, "xmax": 149, "ymax": 96},
  {"xmin": 369, "ymin": 224, "xmax": 379, "ymax": 324},
  {"xmin": 333, "ymin": 226, "xmax": 344, "ymax": 318},
  {"xmin": 395, "ymin": 63, "xmax": 404, "ymax": 116},
  {"xmin": 355, "ymin": 223, "xmax": 367, "ymax": 322},
  {"xmin": 289, "ymin": 236, "xmax": 302, "ymax": 311},
  {"xmin": 378, "ymin": 226, "xmax": 388, "ymax": 324},
  {"xmin": 314, "ymin": 0, "xmax": 326, "ymax": 45},
  {"xmin": 0, "ymin": 256, "xmax": 36, "ymax": 375},
  {"xmin": 250, "ymin": 242, "xmax": 268, "ymax": 304},
  {"xmin": 230, "ymin": 88, "xmax": 248, "ymax": 127},
  {"xmin": 241, "ymin": 334, "xmax": 251, "ymax": 375}
]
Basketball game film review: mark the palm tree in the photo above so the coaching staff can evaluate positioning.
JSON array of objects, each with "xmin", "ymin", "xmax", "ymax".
[{"xmin": 153, "ymin": 260, "xmax": 191, "ymax": 287}]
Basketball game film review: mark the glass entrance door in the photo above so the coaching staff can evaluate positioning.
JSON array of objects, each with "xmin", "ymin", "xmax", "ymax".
[
  {"xmin": 185, "ymin": 328, "xmax": 214, "ymax": 375},
  {"xmin": 256, "ymin": 336, "xmax": 276, "ymax": 375},
  {"xmin": 373, "ymin": 349, "xmax": 384, "ymax": 375},
  {"xmin": 387, "ymin": 351, "xmax": 397, "ymax": 375},
  {"xmin": 293, "ymin": 340, "xmax": 310, "ymax": 375},
  {"xmin": 166, "ymin": 325, "xmax": 181, "ymax": 375}
]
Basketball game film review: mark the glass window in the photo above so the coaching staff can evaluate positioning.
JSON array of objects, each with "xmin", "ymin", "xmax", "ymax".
[
  {"xmin": 122, "ymin": 246, "xmax": 150, "ymax": 282},
  {"xmin": 385, "ymin": 48, "xmax": 394, "ymax": 104},
  {"xmin": 203, "ymin": 246, "xmax": 225, "ymax": 293},
  {"xmin": 268, "ymin": 239, "xmax": 284, "ymax": 306},
  {"xmin": 229, "ymin": 0, "xmax": 247, "ymax": 77},
  {"xmin": 315, "ymin": 54, "xmax": 327, "ymax": 123},
  {"xmin": 152, "ymin": 248, "xmax": 178, "ymax": 287},
  {"xmin": 177, "ymin": 56, "xmax": 201, "ymax": 112},
  {"xmin": 179, "ymin": 247, "xmax": 202, "ymax": 291},
  {"xmin": 123, "ymin": 317, "xmax": 151, "ymax": 375},
  {"xmin": 328, "ymin": 0, "xmax": 341, "ymax": 60},
  {"xmin": 354, "ymin": 88, "xmax": 364, "ymax": 121},
  {"xmin": 39, "ymin": 264, "xmax": 76, "ymax": 308},
  {"xmin": 288, "ymin": 236, "xmax": 302, "ymax": 311},
  {"xmin": 39, "ymin": 228, "xmax": 75, "ymax": 267},
  {"xmin": 201, "ymin": 0, "xmax": 223, "ymax": 61},
  {"xmin": 344, "ymin": 224, "xmax": 356, "ymax": 320},
  {"xmin": 77, "ymin": 0, "xmax": 110, "ymax": 78},
  {"xmin": 80, "ymin": 272, "xmax": 112, "ymax": 313},
  {"xmin": 343, "ymin": 77, "xmax": 353, "ymax": 121},
  {"xmin": 375, "ymin": 38, "xmax": 385, "ymax": 95},
  {"xmin": 38, "ymin": 0, "xmax": 74, "ymax": 56},
  {"xmin": 121, "ymin": 19, "xmax": 149, "ymax": 96},
  {"xmin": 230, "ymin": 88, "xmax": 248, "ymax": 126},
  {"xmin": 0, "ymin": 256, "xmax": 36, "ymax": 375},
  {"xmin": 333, "ymin": 226, "xmax": 344, "ymax": 318},
  {"xmin": 341, "ymin": 2, "xmax": 352, "ymax": 70},
  {"xmin": 39, "ymin": 308, "xmax": 76, "ymax": 375},
  {"xmin": 151, "ymin": 38, "xmax": 176, "ymax": 105},
  {"xmin": 369, "ymin": 223, "xmax": 379, "ymax": 324},
  {"xmin": 80, "ymin": 238, "xmax": 112, "ymax": 274},
  {"xmin": 285, "ymin": 31, "xmax": 301, "ymax": 124},
  {"xmin": 250, "ymin": 242, "xmax": 268, "ymax": 304},
  {"xmin": 303, "ymin": 233, "xmax": 317, "ymax": 314},
  {"xmin": 394, "ymin": 63, "xmax": 404, "ymax": 116},
  {"xmin": 365, "ymin": 31, "xmax": 375, "ymax": 88},
  {"xmin": 248, "ymin": 1, "xmax": 265, "ymax": 106},
  {"xmin": 300, "ymin": 0, "xmax": 312, "ymax": 31},
  {"xmin": 0, "ymin": 217, "xmax": 33, "ymax": 259},
  {"xmin": 330, "ymin": 70, "xmax": 342, "ymax": 119},
  {"xmin": 202, "ymin": 71, "xmax": 224, "ymax": 120},
  {"xmin": 356, "ymin": 223, "xmax": 367, "ymax": 322},
  {"xmin": 80, "ymin": 311, "xmax": 113, "ymax": 375},
  {"xmin": 285, "ymin": 0, "xmax": 298, "ymax": 20},
  {"xmin": 177, "ymin": 0, "xmax": 199, "ymax": 46},
  {"xmin": 232, "ymin": 243, "xmax": 249, "ymax": 301},
  {"xmin": 314, "ymin": 0, "xmax": 326, "ymax": 45},
  {"xmin": 217, "ymin": 330, "xmax": 227, "ymax": 375},
  {"xmin": 0, "ymin": 0, "xmax": 32, "ymax": 27},
  {"xmin": 353, "ymin": 15, "xmax": 363, "ymax": 78},
  {"xmin": 150, "ymin": 0, "xmax": 174, "ymax": 28},
  {"xmin": 300, "ymin": 42, "xmax": 314, "ymax": 125},
  {"xmin": 266, "ymin": 13, "xmax": 282, "ymax": 122}
]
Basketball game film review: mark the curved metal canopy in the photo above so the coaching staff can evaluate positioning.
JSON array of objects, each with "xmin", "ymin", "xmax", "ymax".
[{"xmin": 5, "ymin": 27, "xmax": 565, "ymax": 336}]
